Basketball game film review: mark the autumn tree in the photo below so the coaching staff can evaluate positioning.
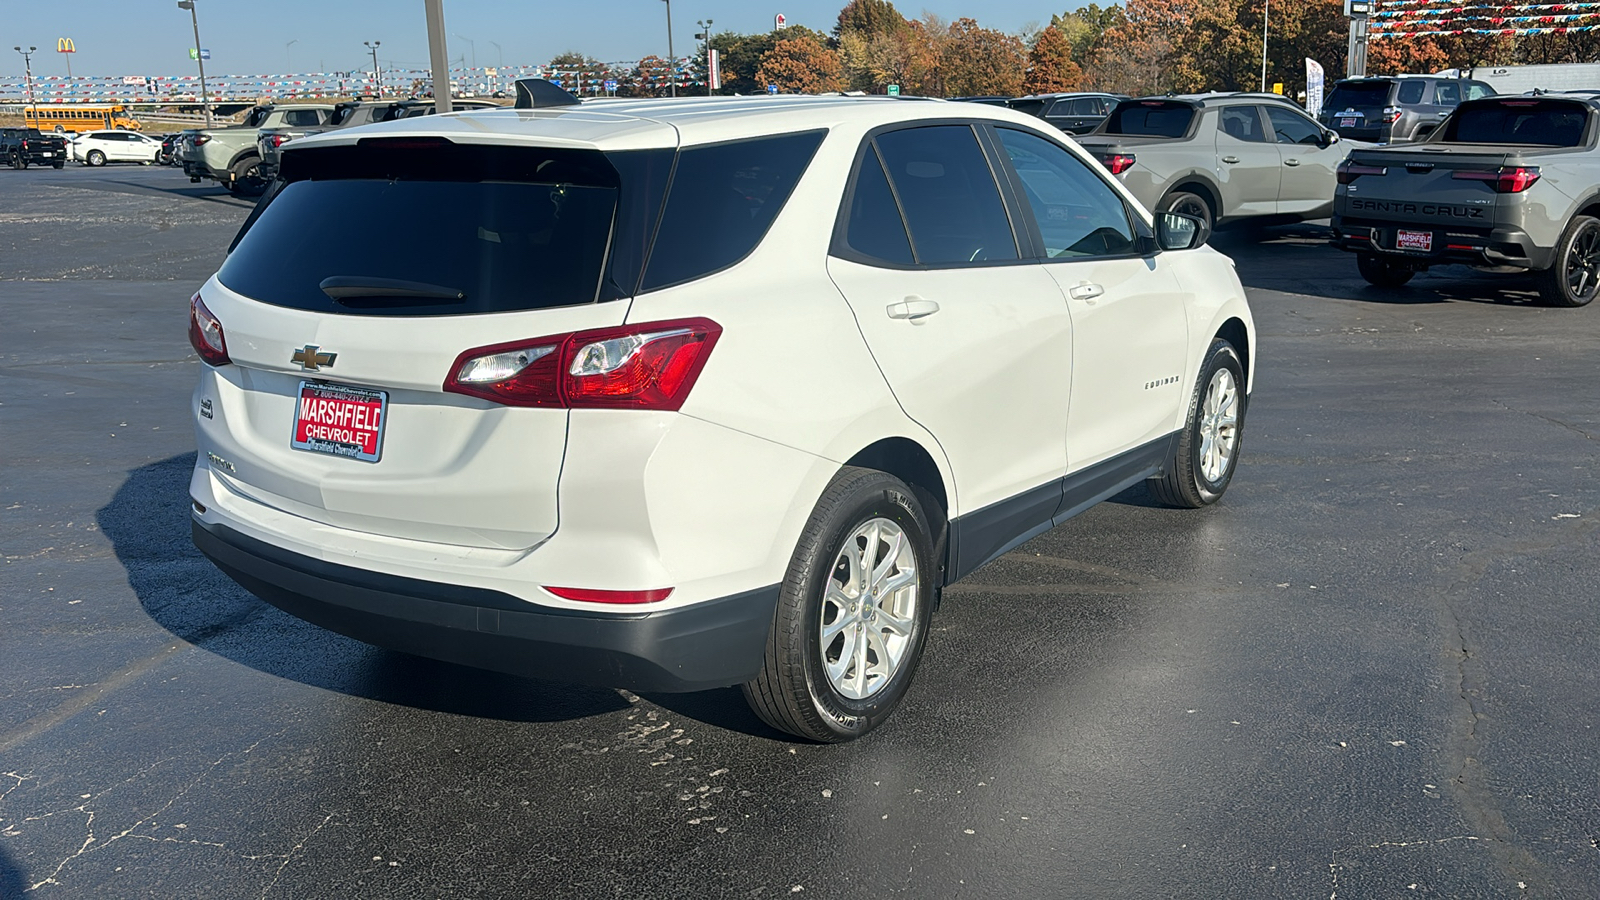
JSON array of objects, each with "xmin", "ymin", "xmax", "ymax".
[
  {"xmin": 837, "ymin": 0, "xmax": 910, "ymax": 91},
  {"xmin": 1025, "ymin": 24, "xmax": 1084, "ymax": 93},
  {"xmin": 547, "ymin": 50, "xmax": 603, "ymax": 96},
  {"xmin": 623, "ymin": 55, "xmax": 676, "ymax": 98},
  {"xmin": 1049, "ymin": 5, "xmax": 1125, "ymax": 66},
  {"xmin": 836, "ymin": 0, "xmax": 909, "ymax": 40},
  {"xmin": 712, "ymin": 25, "xmax": 832, "ymax": 94},
  {"xmin": 940, "ymin": 17, "xmax": 1027, "ymax": 97},
  {"xmin": 755, "ymin": 34, "xmax": 848, "ymax": 93}
]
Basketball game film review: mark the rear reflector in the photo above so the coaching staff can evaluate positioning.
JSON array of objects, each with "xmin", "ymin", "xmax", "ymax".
[
  {"xmin": 543, "ymin": 586, "xmax": 674, "ymax": 604},
  {"xmin": 444, "ymin": 317, "xmax": 722, "ymax": 411},
  {"xmin": 188, "ymin": 293, "xmax": 230, "ymax": 366}
]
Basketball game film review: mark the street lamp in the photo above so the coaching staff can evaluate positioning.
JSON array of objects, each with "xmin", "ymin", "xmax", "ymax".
[
  {"xmin": 364, "ymin": 40, "xmax": 381, "ymax": 96},
  {"xmin": 14, "ymin": 47, "xmax": 37, "ymax": 123},
  {"xmin": 661, "ymin": 0, "xmax": 676, "ymax": 98},
  {"xmin": 695, "ymin": 19, "xmax": 714, "ymax": 96},
  {"xmin": 176, "ymin": 1, "xmax": 212, "ymax": 127},
  {"xmin": 454, "ymin": 34, "xmax": 476, "ymax": 70},
  {"xmin": 285, "ymin": 38, "xmax": 298, "ymax": 71},
  {"xmin": 1260, "ymin": 0, "xmax": 1270, "ymax": 92}
]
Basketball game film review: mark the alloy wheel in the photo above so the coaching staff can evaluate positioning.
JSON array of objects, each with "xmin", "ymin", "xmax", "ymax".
[
  {"xmin": 1565, "ymin": 223, "xmax": 1600, "ymax": 302},
  {"xmin": 1198, "ymin": 368, "xmax": 1240, "ymax": 485},
  {"xmin": 819, "ymin": 517, "xmax": 919, "ymax": 700}
]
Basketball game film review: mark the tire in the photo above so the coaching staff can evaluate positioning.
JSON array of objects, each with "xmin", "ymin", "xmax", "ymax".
[
  {"xmin": 8, "ymin": 152, "xmax": 22, "ymax": 170},
  {"xmin": 743, "ymin": 467, "xmax": 938, "ymax": 742},
  {"xmin": 1149, "ymin": 339, "xmax": 1247, "ymax": 509},
  {"xmin": 1160, "ymin": 190, "xmax": 1215, "ymax": 234},
  {"xmin": 228, "ymin": 156, "xmax": 266, "ymax": 197},
  {"xmin": 86, "ymin": 149, "xmax": 105, "ymax": 167},
  {"xmin": 51, "ymin": 161, "xmax": 63, "ymax": 169},
  {"xmin": 1534, "ymin": 215, "xmax": 1600, "ymax": 308},
  {"xmin": 53, "ymin": 125, "xmax": 64, "ymax": 133},
  {"xmin": 1356, "ymin": 252, "xmax": 1415, "ymax": 287}
]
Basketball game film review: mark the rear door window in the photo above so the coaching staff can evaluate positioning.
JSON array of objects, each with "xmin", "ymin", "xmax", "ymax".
[
  {"xmin": 1103, "ymin": 100, "xmax": 1195, "ymax": 137},
  {"xmin": 1443, "ymin": 99, "xmax": 1590, "ymax": 145},
  {"xmin": 1398, "ymin": 80, "xmax": 1427, "ymax": 104},
  {"xmin": 1220, "ymin": 106, "xmax": 1269, "ymax": 142},
  {"xmin": 640, "ymin": 130, "xmax": 824, "ymax": 291},
  {"xmin": 874, "ymin": 125, "xmax": 1019, "ymax": 265},
  {"xmin": 1433, "ymin": 82, "xmax": 1460, "ymax": 106}
]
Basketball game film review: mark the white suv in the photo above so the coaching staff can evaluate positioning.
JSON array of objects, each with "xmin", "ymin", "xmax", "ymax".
[{"xmin": 189, "ymin": 96, "xmax": 1255, "ymax": 741}]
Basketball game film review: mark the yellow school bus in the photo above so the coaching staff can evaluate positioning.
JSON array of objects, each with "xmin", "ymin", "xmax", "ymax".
[{"xmin": 24, "ymin": 104, "xmax": 143, "ymax": 133}]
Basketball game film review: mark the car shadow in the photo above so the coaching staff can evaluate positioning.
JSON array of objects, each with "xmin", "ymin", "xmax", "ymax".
[
  {"xmin": 0, "ymin": 841, "xmax": 25, "ymax": 900},
  {"xmin": 97, "ymin": 454, "xmax": 632, "ymax": 725},
  {"xmin": 70, "ymin": 177, "xmax": 251, "ymax": 207}
]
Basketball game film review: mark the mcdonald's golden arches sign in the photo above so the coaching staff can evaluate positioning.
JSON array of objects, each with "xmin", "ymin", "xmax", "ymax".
[{"xmin": 57, "ymin": 38, "xmax": 76, "ymax": 53}]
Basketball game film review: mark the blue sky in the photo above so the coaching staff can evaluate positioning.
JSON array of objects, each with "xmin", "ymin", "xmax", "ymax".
[{"xmin": 6, "ymin": 1, "xmax": 1067, "ymax": 77}]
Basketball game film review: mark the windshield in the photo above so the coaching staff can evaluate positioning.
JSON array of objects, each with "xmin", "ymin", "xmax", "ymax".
[
  {"xmin": 1326, "ymin": 81, "xmax": 1393, "ymax": 111},
  {"xmin": 1443, "ymin": 99, "xmax": 1590, "ymax": 146},
  {"xmin": 1101, "ymin": 101, "xmax": 1194, "ymax": 137}
]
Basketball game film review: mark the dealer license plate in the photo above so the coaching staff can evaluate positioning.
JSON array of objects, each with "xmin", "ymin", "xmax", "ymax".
[
  {"xmin": 1338, "ymin": 117, "xmax": 1358, "ymax": 127},
  {"xmin": 1396, "ymin": 229, "xmax": 1433, "ymax": 252},
  {"xmin": 291, "ymin": 381, "xmax": 387, "ymax": 463},
  {"xmin": 41, "ymin": 151, "xmax": 53, "ymax": 157}
]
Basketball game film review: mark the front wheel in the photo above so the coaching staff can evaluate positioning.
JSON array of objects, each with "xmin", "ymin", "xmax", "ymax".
[
  {"xmin": 8, "ymin": 152, "xmax": 22, "ymax": 170},
  {"xmin": 743, "ymin": 467, "xmax": 938, "ymax": 742},
  {"xmin": 1356, "ymin": 252, "xmax": 1415, "ymax": 287},
  {"xmin": 86, "ymin": 149, "xmax": 106, "ymax": 167},
  {"xmin": 1149, "ymin": 339, "xmax": 1246, "ymax": 509},
  {"xmin": 1534, "ymin": 215, "xmax": 1600, "ymax": 308}
]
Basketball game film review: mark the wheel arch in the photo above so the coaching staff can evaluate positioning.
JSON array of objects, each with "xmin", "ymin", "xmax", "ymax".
[
  {"xmin": 1161, "ymin": 177, "xmax": 1222, "ymax": 221},
  {"xmin": 226, "ymin": 148, "xmax": 261, "ymax": 172},
  {"xmin": 1214, "ymin": 316, "xmax": 1252, "ymax": 392},
  {"xmin": 844, "ymin": 437, "xmax": 950, "ymax": 532}
]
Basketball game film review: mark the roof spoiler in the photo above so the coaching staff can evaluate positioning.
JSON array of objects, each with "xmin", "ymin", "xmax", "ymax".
[{"xmin": 514, "ymin": 79, "xmax": 582, "ymax": 110}]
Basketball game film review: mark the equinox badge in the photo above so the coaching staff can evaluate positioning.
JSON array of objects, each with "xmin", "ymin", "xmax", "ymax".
[{"xmin": 292, "ymin": 345, "xmax": 338, "ymax": 371}]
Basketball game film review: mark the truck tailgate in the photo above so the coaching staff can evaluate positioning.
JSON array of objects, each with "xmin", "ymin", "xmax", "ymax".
[{"xmin": 1340, "ymin": 145, "xmax": 1514, "ymax": 228}]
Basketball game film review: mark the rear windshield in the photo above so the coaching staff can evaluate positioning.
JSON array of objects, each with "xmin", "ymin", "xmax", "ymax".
[
  {"xmin": 1007, "ymin": 98, "xmax": 1048, "ymax": 118},
  {"xmin": 221, "ymin": 141, "xmax": 670, "ymax": 317},
  {"xmin": 1443, "ymin": 99, "xmax": 1590, "ymax": 146},
  {"xmin": 1326, "ymin": 81, "xmax": 1393, "ymax": 110},
  {"xmin": 1102, "ymin": 101, "xmax": 1194, "ymax": 137}
]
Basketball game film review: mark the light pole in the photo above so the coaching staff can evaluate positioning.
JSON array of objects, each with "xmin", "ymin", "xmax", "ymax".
[
  {"xmin": 454, "ymin": 34, "xmax": 475, "ymax": 69},
  {"xmin": 364, "ymin": 40, "xmax": 381, "ymax": 96},
  {"xmin": 176, "ymin": 1, "xmax": 212, "ymax": 127},
  {"xmin": 661, "ymin": 0, "xmax": 676, "ymax": 98},
  {"xmin": 488, "ymin": 40, "xmax": 502, "ymax": 94},
  {"xmin": 1259, "ymin": 0, "xmax": 1270, "ymax": 92},
  {"xmin": 14, "ymin": 47, "xmax": 37, "ymax": 123},
  {"xmin": 285, "ymin": 38, "xmax": 298, "ymax": 71},
  {"xmin": 696, "ymin": 19, "xmax": 714, "ymax": 96}
]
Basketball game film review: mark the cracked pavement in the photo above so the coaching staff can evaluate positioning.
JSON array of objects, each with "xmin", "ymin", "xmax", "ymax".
[{"xmin": 2, "ymin": 165, "xmax": 1598, "ymax": 898}]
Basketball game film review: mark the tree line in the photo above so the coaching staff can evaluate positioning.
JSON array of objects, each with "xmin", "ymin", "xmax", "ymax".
[{"xmin": 550, "ymin": 0, "xmax": 1600, "ymax": 103}]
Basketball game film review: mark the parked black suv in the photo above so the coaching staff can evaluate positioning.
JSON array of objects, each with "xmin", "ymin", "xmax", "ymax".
[
  {"xmin": 1319, "ymin": 76, "xmax": 1496, "ymax": 143},
  {"xmin": 1008, "ymin": 92, "xmax": 1127, "ymax": 134},
  {"xmin": 0, "ymin": 128, "xmax": 68, "ymax": 169}
]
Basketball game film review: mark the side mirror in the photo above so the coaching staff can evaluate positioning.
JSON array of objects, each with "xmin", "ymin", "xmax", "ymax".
[
  {"xmin": 1157, "ymin": 212, "xmax": 1210, "ymax": 251},
  {"xmin": 1321, "ymin": 130, "xmax": 1340, "ymax": 147}
]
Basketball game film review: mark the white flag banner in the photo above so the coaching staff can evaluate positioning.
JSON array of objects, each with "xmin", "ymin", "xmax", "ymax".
[{"xmin": 1306, "ymin": 58, "xmax": 1326, "ymax": 117}]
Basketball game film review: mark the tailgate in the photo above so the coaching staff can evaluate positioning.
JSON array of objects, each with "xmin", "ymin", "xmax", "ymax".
[{"xmin": 1339, "ymin": 145, "xmax": 1512, "ymax": 228}]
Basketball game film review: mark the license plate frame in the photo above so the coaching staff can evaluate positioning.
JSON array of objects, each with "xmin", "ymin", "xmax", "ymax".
[
  {"xmin": 1396, "ymin": 229, "xmax": 1434, "ymax": 253},
  {"xmin": 291, "ymin": 381, "xmax": 387, "ymax": 463},
  {"xmin": 1338, "ymin": 116, "xmax": 1358, "ymax": 127}
]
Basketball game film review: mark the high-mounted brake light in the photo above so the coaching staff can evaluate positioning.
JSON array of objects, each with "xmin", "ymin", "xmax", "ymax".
[
  {"xmin": 443, "ymin": 317, "xmax": 722, "ymax": 411},
  {"xmin": 1452, "ymin": 166, "xmax": 1541, "ymax": 193},
  {"xmin": 1100, "ymin": 153, "xmax": 1137, "ymax": 175},
  {"xmin": 543, "ymin": 586, "xmax": 674, "ymax": 605},
  {"xmin": 1337, "ymin": 160, "xmax": 1388, "ymax": 184},
  {"xmin": 188, "ymin": 293, "xmax": 230, "ymax": 366}
]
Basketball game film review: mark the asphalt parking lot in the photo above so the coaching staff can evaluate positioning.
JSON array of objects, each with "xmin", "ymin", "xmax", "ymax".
[{"xmin": 2, "ymin": 162, "xmax": 1598, "ymax": 899}]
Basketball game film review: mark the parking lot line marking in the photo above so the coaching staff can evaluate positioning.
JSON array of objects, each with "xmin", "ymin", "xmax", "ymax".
[{"xmin": 0, "ymin": 639, "xmax": 186, "ymax": 754}]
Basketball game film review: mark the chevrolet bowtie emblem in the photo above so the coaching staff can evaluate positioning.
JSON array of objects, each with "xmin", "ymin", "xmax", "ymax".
[{"xmin": 291, "ymin": 345, "xmax": 338, "ymax": 371}]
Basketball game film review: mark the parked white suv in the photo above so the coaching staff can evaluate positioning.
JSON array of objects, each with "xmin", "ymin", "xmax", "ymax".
[
  {"xmin": 189, "ymin": 96, "xmax": 1255, "ymax": 741},
  {"xmin": 70, "ymin": 130, "xmax": 163, "ymax": 166}
]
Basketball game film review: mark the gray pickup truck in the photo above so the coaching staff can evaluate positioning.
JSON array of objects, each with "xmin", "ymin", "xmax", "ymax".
[
  {"xmin": 178, "ymin": 102, "xmax": 334, "ymax": 195},
  {"xmin": 1077, "ymin": 93, "xmax": 1360, "ymax": 232},
  {"xmin": 1331, "ymin": 94, "xmax": 1600, "ymax": 307},
  {"xmin": 256, "ymin": 99, "xmax": 499, "ymax": 179}
]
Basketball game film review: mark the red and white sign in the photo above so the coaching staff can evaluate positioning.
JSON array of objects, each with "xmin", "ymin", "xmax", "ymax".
[
  {"xmin": 291, "ymin": 382, "xmax": 387, "ymax": 463},
  {"xmin": 1396, "ymin": 229, "xmax": 1433, "ymax": 252},
  {"xmin": 775, "ymin": 13, "xmax": 787, "ymax": 28}
]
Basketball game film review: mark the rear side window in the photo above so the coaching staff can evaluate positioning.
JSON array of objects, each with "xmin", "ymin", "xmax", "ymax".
[
  {"xmin": 1219, "ymin": 106, "xmax": 1268, "ymax": 142},
  {"xmin": 640, "ymin": 131, "xmax": 824, "ymax": 292},
  {"xmin": 843, "ymin": 146, "xmax": 915, "ymax": 265},
  {"xmin": 1398, "ymin": 80, "xmax": 1427, "ymax": 104},
  {"xmin": 875, "ymin": 125, "xmax": 1018, "ymax": 265},
  {"xmin": 1103, "ymin": 101, "xmax": 1194, "ymax": 137},
  {"xmin": 1443, "ymin": 100, "xmax": 1590, "ymax": 146},
  {"xmin": 222, "ymin": 141, "xmax": 671, "ymax": 316}
]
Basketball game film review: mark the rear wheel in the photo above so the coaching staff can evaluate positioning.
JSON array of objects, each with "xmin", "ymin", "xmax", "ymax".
[
  {"xmin": 1534, "ymin": 215, "xmax": 1600, "ymax": 308},
  {"xmin": 743, "ymin": 467, "xmax": 937, "ymax": 742},
  {"xmin": 8, "ymin": 152, "xmax": 22, "ymax": 170},
  {"xmin": 1356, "ymin": 252, "xmax": 1415, "ymax": 287},
  {"xmin": 228, "ymin": 156, "xmax": 266, "ymax": 197},
  {"xmin": 51, "ymin": 161, "xmax": 63, "ymax": 169},
  {"xmin": 1160, "ymin": 190, "xmax": 1214, "ymax": 234},
  {"xmin": 1150, "ymin": 340, "xmax": 1246, "ymax": 509},
  {"xmin": 86, "ymin": 149, "xmax": 106, "ymax": 167}
]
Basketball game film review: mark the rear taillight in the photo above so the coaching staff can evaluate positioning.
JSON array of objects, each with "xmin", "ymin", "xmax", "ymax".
[
  {"xmin": 1383, "ymin": 106, "xmax": 1403, "ymax": 123},
  {"xmin": 1452, "ymin": 166, "xmax": 1541, "ymax": 193},
  {"xmin": 1100, "ymin": 153, "xmax": 1137, "ymax": 175},
  {"xmin": 444, "ymin": 317, "xmax": 722, "ymax": 411},
  {"xmin": 1337, "ymin": 161, "xmax": 1388, "ymax": 184},
  {"xmin": 188, "ymin": 293, "xmax": 230, "ymax": 366},
  {"xmin": 193, "ymin": 135, "xmax": 211, "ymax": 146},
  {"xmin": 543, "ymin": 586, "xmax": 674, "ymax": 605}
]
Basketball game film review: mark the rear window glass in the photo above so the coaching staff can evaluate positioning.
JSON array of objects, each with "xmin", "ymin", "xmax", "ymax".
[
  {"xmin": 1102, "ymin": 101, "xmax": 1194, "ymax": 137},
  {"xmin": 222, "ymin": 141, "xmax": 672, "ymax": 316},
  {"xmin": 1443, "ymin": 100, "xmax": 1589, "ymax": 146},
  {"xmin": 640, "ymin": 130, "xmax": 824, "ymax": 292},
  {"xmin": 1007, "ymin": 98, "xmax": 1048, "ymax": 118},
  {"xmin": 1326, "ymin": 81, "xmax": 1393, "ymax": 110}
]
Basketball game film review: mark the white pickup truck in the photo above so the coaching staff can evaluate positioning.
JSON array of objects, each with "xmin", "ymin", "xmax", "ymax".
[{"xmin": 178, "ymin": 103, "xmax": 333, "ymax": 196}]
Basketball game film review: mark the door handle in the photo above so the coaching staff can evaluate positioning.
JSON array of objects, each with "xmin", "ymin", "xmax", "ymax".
[
  {"xmin": 1438, "ymin": 111, "xmax": 1450, "ymax": 117},
  {"xmin": 1284, "ymin": 159, "xmax": 1301, "ymax": 166},
  {"xmin": 1068, "ymin": 282, "xmax": 1104, "ymax": 302},
  {"xmin": 1222, "ymin": 155, "xmax": 1241, "ymax": 164},
  {"xmin": 886, "ymin": 297, "xmax": 940, "ymax": 321}
]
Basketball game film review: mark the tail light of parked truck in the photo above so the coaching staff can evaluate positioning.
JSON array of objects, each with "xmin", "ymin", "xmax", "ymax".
[
  {"xmin": 1100, "ymin": 153, "xmax": 1137, "ymax": 175},
  {"xmin": 1337, "ymin": 160, "xmax": 1388, "ymax": 184},
  {"xmin": 445, "ymin": 318, "xmax": 722, "ymax": 411},
  {"xmin": 1452, "ymin": 166, "xmax": 1541, "ymax": 193}
]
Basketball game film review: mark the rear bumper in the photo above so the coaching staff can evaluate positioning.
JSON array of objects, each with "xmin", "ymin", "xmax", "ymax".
[
  {"xmin": 193, "ymin": 520, "xmax": 780, "ymax": 693},
  {"xmin": 1329, "ymin": 217, "xmax": 1554, "ymax": 270}
]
